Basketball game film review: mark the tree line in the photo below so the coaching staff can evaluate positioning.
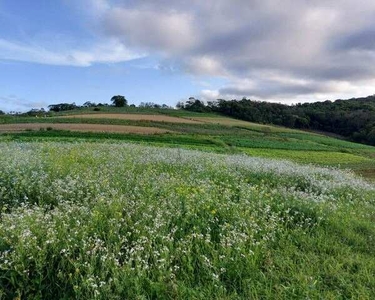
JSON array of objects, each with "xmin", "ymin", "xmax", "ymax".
[
  {"xmin": 179, "ymin": 95, "xmax": 375, "ymax": 146},
  {"xmin": 2, "ymin": 93, "xmax": 375, "ymax": 146}
]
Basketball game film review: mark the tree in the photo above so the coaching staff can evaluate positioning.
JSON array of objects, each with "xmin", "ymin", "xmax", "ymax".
[
  {"xmin": 176, "ymin": 101, "xmax": 185, "ymax": 109},
  {"xmin": 0, "ymin": 110, "xmax": 4, "ymax": 115},
  {"xmin": 367, "ymin": 128, "xmax": 375, "ymax": 145},
  {"xmin": 111, "ymin": 95, "xmax": 127, "ymax": 107},
  {"xmin": 48, "ymin": 103, "xmax": 77, "ymax": 112},
  {"xmin": 83, "ymin": 101, "xmax": 97, "ymax": 107},
  {"xmin": 183, "ymin": 97, "xmax": 208, "ymax": 112}
]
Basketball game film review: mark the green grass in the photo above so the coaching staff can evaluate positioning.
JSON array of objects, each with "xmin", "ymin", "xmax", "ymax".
[
  {"xmin": 223, "ymin": 136, "xmax": 334, "ymax": 151},
  {"xmin": 1, "ymin": 110, "xmax": 375, "ymax": 179},
  {"xmin": 0, "ymin": 142, "xmax": 375, "ymax": 299},
  {"xmin": 242, "ymin": 148, "xmax": 374, "ymax": 165},
  {"xmin": 1, "ymin": 108, "xmax": 375, "ymax": 298},
  {"xmin": 280, "ymin": 132, "xmax": 375, "ymax": 150}
]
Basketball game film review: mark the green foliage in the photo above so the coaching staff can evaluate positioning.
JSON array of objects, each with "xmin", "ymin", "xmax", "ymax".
[
  {"xmin": 0, "ymin": 142, "xmax": 375, "ymax": 299},
  {"xmin": 182, "ymin": 95, "xmax": 375, "ymax": 146},
  {"xmin": 2, "ymin": 109, "xmax": 375, "ymax": 178},
  {"xmin": 243, "ymin": 148, "xmax": 372, "ymax": 165},
  {"xmin": 48, "ymin": 103, "xmax": 78, "ymax": 112},
  {"xmin": 111, "ymin": 95, "xmax": 128, "ymax": 107}
]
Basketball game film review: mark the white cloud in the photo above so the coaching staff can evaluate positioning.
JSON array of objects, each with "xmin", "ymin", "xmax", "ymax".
[
  {"xmin": 4, "ymin": 0, "xmax": 375, "ymax": 102},
  {"xmin": 184, "ymin": 56, "xmax": 226, "ymax": 76},
  {"xmin": 99, "ymin": 0, "xmax": 375, "ymax": 101},
  {"xmin": 0, "ymin": 95, "xmax": 48, "ymax": 112},
  {"xmin": 0, "ymin": 38, "xmax": 144, "ymax": 66},
  {"xmin": 105, "ymin": 8, "xmax": 197, "ymax": 53},
  {"xmin": 200, "ymin": 89, "xmax": 220, "ymax": 101}
]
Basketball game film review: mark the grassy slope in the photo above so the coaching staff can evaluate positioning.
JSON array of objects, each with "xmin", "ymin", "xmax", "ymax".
[
  {"xmin": 1, "ymin": 108, "xmax": 375, "ymax": 178},
  {"xmin": 1, "ymin": 110, "xmax": 375, "ymax": 299},
  {"xmin": 0, "ymin": 143, "xmax": 375, "ymax": 299}
]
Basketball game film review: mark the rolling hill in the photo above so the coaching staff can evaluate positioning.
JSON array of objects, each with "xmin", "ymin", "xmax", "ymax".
[{"xmin": 1, "ymin": 107, "xmax": 375, "ymax": 179}]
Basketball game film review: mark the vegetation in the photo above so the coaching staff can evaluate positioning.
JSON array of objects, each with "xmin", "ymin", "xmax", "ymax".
[
  {"xmin": 111, "ymin": 95, "xmax": 128, "ymax": 107},
  {"xmin": 0, "ymin": 105, "xmax": 375, "ymax": 298},
  {"xmin": 48, "ymin": 103, "xmax": 79, "ymax": 112},
  {"xmin": 1, "ymin": 108, "xmax": 375, "ymax": 177},
  {"xmin": 0, "ymin": 142, "xmax": 375, "ymax": 299},
  {"xmin": 181, "ymin": 95, "xmax": 375, "ymax": 146}
]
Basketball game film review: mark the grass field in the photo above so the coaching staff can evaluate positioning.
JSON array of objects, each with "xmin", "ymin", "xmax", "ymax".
[
  {"xmin": 0, "ymin": 123, "xmax": 172, "ymax": 134},
  {"xmin": 1, "ymin": 109, "xmax": 375, "ymax": 299},
  {"xmin": 1, "ymin": 142, "xmax": 375, "ymax": 299},
  {"xmin": 1, "ymin": 109, "xmax": 374, "ymax": 177}
]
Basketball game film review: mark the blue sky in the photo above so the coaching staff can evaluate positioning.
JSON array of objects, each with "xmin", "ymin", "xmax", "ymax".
[
  {"xmin": 1, "ymin": 0, "xmax": 375, "ymax": 112},
  {"xmin": 0, "ymin": 0, "xmax": 225, "ymax": 111}
]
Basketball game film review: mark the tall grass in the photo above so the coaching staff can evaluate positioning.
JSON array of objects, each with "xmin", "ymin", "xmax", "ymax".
[{"xmin": 0, "ymin": 142, "xmax": 375, "ymax": 299}]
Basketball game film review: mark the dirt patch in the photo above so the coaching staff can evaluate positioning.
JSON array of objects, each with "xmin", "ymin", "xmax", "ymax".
[
  {"xmin": 62, "ymin": 114, "xmax": 202, "ymax": 124},
  {"xmin": 0, "ymin": 123, "xmax": 172, "ymax": 134}
]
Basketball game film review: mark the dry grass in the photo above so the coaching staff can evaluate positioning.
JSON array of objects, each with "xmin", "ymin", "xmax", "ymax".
[
  {"xmin": 189, "ymin": 117, "xmax": 296, "ymax": 132},
  {"xmin": 189, "ymin": 117, "xmax": 257, "ymax": 126},
  {"xmin": 0, "ymin": 123, "xmax": 172, "ymax": 134},
  {"xmin": 63, "ymin": 114, "xmax": 202, "ymax": 124}
]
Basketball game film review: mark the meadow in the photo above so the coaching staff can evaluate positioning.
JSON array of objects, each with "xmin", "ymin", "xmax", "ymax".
[
  {"xmin": 1, "ymin": 142, "xmax": 375, "ymax": 299},
  {"xmin": 1, "ymin": 108, "xmax": 375, "ymax": 177},
  {"xmin": 1, "ymin": 110, "xmax": 375, "ymax": 299}
]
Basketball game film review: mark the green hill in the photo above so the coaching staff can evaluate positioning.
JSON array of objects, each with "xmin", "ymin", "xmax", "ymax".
[
  {"xmin": 1, "ymin": 108, "xmax": 375, "ymax": 298},
  {"xmin": 1, "ymin": 108, "xmax": 375, "ymax": 179}
]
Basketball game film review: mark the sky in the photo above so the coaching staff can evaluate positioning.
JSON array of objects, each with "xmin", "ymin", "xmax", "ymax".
[{"xmin": 1, "ymin": 0, "xmax": 375, "ymax": 112}]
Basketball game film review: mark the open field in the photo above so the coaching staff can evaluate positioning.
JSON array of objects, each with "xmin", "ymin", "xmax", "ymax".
[
  {"xmin": 1, "ymin": 142, "xmax": 375, "ymax": 299},
  {"xmin": 188, "ymin": 116, "xmax": 296, "ymax": 133},
  {"xmin": 63, "ymin": 113, "xmax": 202, "ymax": 124},
  {"xmin": 1, "ymin": 110, "xmax": 375, "ymax": 298},
  {"xmin": 0, "ymin": 123, "xmax": 172, "ymax": 134},
  {"xmin": 1, "ymin": 109, "xmax": 375, "ymax": 179}
]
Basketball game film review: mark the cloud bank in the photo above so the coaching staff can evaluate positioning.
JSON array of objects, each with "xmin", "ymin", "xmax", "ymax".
[
  {"xmin": 2, "ymin": 0, "xmax": 375, "ymax": 103},
  {"xmin": 99, "ymin": 0, "xmax": 375, "ymax": 101}
]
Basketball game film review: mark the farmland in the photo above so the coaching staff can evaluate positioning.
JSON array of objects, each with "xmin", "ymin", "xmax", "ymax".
[
  {"xmin": 1, "ymin": 108, "xmax": 375, "ymax": 177},
  {"xmin": 1, "ymin": 109, "xmax": 375, "ymax": 299}
]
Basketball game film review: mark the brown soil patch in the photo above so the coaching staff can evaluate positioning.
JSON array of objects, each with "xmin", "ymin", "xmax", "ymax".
[
  {"xmin": 0, "ymin": 123, "xmax": 172, "ymax": 134},
  {"xmin": 63, "ymin": 114, "xmax": 202, "ymax": 124}
]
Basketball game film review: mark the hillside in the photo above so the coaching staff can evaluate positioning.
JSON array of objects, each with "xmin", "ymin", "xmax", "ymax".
[
  {"xmin": 1, "ymin": 141, "xmax": 375, "ymax": 299},
  {"xmin": 182, "ymin": 95, "xmax": 375, "ymax": 146},
  {"xmin": 1, "ymin": 109, "xmax": 375, "ymax": 298},
  {"xmin": 1, "ymin": 108, "xmax": 375, "ymax": 179}
]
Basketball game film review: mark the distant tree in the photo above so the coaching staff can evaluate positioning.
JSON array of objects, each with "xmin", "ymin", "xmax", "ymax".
[
  {"xmin": 139, "ymin": 102, "xmax": 161, "ymax": 108},
  {"xmin": 26, "ymin": 108, "xmax": 46, "ymax": 116},
  {"xmin": 207, "ymin": 100, "xmax": 219, "ymax": 109},
  {"xmin": 0, "ymin": 110, "xmax": 4, "ymax": 115},
  {"xmin": 48, "ymin": 103, "xmax": 78, "ymax": 112},
  {"xmin": 183, "ymin": 97, "xmax": 208, "ymax": 112},
  {"xmin": 367, "ymin": 128, "xmax": 375, "ymax": 145},
  {"xmin": 83, "ymin": 101, "xmax": 97, "ymax": 107},
  {"xmin": 111, "ymin": 95, "xmax": 127, "ymax": 107},
  {"xmin": 176, "ymin": 101, "xmax": 185, "ymax": 109}
]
